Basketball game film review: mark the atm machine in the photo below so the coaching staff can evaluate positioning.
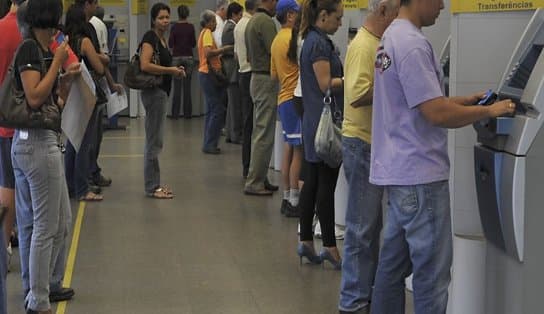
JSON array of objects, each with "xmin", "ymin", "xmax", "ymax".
[{"xmin": 472, "ymin": 9, "xmax": 544, "ymax": 314}]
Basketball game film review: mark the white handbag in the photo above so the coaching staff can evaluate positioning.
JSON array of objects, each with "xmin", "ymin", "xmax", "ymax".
[{"xmin": 314, "ymin": 89, "xmax": 343, "ymax": 168}]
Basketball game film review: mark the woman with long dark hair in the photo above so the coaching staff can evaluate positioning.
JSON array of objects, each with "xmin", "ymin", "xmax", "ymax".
[
  {"xmin": 297, "ymin": 0, "xmax": 344, "ymax": 269},
  {"xmin": 63, "ymin": 3, "xmax": 106, "ymax": 202},
  {"xmin": 11, "ymin": 0, "xmax": 79, "ymax": 312},
  {"xmin": 139, "ymin": 2, "xmax": 185, "ymax": 199}
]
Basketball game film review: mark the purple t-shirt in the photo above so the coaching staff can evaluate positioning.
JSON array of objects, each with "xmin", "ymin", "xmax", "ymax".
[{"xmin": 370, "ymin": 19, "xmax": 449, "ymax": 186}]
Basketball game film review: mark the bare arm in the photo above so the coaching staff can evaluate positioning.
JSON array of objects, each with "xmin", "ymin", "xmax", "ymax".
[
  {"xmin": 81, "ymin": 37, "xmax": 105, "ymax": 75},
  {"xmin": 312, "ymin": 60, "xmax": 343, "ymax": 94},
  {"xmin": 140, "ymin": 42, "xmax": 182, "ymax": 77},
  {"xmin": 418, "ymin": 96, "xmax": 516, "ymax": 128},
  {"xmin": 21, "ymin": 42, "xmax": 68, "ymax": 108},
  {"xmin": 204, "ymin": 45, "xmax": 232, "ymax": 59}
]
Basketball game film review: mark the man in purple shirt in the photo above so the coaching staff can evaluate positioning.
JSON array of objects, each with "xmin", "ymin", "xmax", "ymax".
[{"xmin": 369, "ymin": 0, "xmax": 515, "ymax": 313}]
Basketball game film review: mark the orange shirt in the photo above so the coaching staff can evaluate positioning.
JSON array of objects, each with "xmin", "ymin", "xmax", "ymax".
[{"xmin": 198, "ymin": 28, "xmax": 221, "ymax": 73}]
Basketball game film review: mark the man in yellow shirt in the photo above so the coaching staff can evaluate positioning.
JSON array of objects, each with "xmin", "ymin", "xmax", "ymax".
[
  {"xmin": 270, "ymin": 0, "xmax": 301, "ymax": 217},
  {"xmin": 339, "ymin": 0, "xmax": 399, "ymax": 313}
]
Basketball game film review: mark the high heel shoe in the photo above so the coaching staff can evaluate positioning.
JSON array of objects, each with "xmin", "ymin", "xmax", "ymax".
[
  {"xmin": 319, "ymin": 249, "xmax": 342, "ymax": 270},
  {"xmin": 297, "ymin": 243, "xmax": 322, "ymax": 265}
]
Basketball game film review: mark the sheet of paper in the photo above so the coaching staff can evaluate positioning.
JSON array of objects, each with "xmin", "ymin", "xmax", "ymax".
[
  {"xmin": 61, "ymin": 62, "xmax": 96, "ymax": 152},
  {"xmin": 106, "ymin": 86, "xmax": 128, "ymax": 118}
]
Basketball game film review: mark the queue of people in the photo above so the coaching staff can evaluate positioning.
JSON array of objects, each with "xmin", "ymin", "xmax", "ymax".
[{"xmin": 0, "ymin": 0, "xmax": 519, "ymax": 313}]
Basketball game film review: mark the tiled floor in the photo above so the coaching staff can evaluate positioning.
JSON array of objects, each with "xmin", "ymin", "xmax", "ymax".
[{"xmin": 6, "ymin": 117, "xmax": 415, "ymax": 314}]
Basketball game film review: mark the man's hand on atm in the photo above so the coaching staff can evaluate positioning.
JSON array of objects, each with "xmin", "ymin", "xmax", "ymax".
[{"xmin": 486, "ymin": 99, "xmax": 516, "ymax": 118}]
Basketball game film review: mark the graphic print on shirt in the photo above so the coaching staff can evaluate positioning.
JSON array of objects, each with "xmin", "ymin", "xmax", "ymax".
[{"xmin": 375, "ymin": 43, "xmax": 391, "ymax": 73}]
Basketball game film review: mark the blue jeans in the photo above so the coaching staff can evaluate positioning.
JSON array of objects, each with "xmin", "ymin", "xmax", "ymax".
[
  {"xmin": 141, "ymin": 88, "xmax": 168, "ymax": 194},
  {"xmin": 339, "ymin": 137, "xmax": 384, "ymax": 312},
  {"xmin": 65, "ymin": 107, "xmax": 98, "ymax": 198},
  {"xmin": 12, "ymin": 129, "xmax": 71, "ymax": 311},
  {"xmin": 370, "ymin": 181, "xmax": 452, "ymax": 314},
  {"xmin": 199, "ymin": 72, "xmax": 227, "ymax": 151},
  {"xmin": 0, "ymin": 226, "xmax": 6, "ymax": 314}
]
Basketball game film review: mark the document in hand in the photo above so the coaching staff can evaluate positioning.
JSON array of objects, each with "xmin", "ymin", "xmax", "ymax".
[
  {"xmin": 106, "ymin": 86, "xmax": 128, "ymax": 118},
  {"xmin": 61, "ymin": 61, "xmax": 97, "ymax": 152}
]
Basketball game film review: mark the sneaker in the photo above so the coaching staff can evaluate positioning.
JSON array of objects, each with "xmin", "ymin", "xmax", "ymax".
[
  {"xmin": 284, "ymin": 203, "xmax": 300, "ymax": 218},
  {"xmin": 280, "ymin": 200, "xmax": 288, "ymax": 215}
]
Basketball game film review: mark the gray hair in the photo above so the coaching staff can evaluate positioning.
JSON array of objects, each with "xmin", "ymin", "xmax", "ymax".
[
  {"xmin": 368, "ymin": 0, "xmax": 391, "ymax": 13},
  {"xmin": 200, "ymin": 9, "xmax": 216, "ymax": 28},
  {"xmin": 216, "ymin": 0, "xmax": 228, "ymax": 10}
]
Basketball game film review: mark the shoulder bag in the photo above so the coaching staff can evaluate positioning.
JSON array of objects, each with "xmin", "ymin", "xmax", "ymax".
[
  {"xmin": 0, "ymin": 39, "xmax": 61, "ymax": 131},
  {"xmin": 314, "ymin": 88, "xmax": 343, "ymax": 168},
  {"xmin": 124, "ymin": 37, "xmax": 163, "ymax": 90}
]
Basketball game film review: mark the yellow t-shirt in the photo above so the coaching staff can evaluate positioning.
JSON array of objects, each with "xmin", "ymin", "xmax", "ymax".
[
  {"xmin": 342, "ymin": 27, "xmax": 380, "ymax": 144},
  {"xmin": 198, "ymin": 28, "xmax": 221, "ymax": 73},
  {"xmin": 270, "ymin": 28, "xmax": 299, "ymax": 105}
]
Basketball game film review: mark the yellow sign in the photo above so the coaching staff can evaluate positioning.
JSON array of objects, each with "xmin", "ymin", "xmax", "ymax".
[
  {"xmin": 170, "ymin": 0, "xmax": 197, "ymax": 6},
  {"xmin": 100, "ymin": 0, "xmax": 126, "ymax": 6},
  {"xmin": 343, "ymin": 0, "xmax": 368, "ymax": 10},
  {"xmin": 131, "ymin": 0, "xmax": 148, "ymax": 15},
  {"xmin": 451, "ymin": 0, "xmax": 544, "ymax": 13}
]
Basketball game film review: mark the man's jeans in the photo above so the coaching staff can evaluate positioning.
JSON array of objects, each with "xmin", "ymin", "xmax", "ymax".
[
  {"xmin": 245, "ymin": 73, "xmax": 277, "ymax": 190},
  {"xmin": 12, "ymin": 129, "xmax": 71, "ymax": 311},
  {"xmin": 141, "ymin": 88, "xmax": 168, "ymax": 194},
  {"xmin": 199, "ymin": 72, "xmax": 227, "ymax": 151},
  {"xmin": 339, "ymin": 137, "xmax": 384, "ymax": 312},
  {"xmin": 370, "ymin": 181, "xmax": 452, "ymax": 314}
]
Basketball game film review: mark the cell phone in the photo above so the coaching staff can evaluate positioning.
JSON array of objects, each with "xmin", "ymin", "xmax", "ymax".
[
  {"xmin": 477, "ymin": 89, "xmax": 498, "ymax": 106},
  {"xmin": 56, "ymin": 32, "xmax": 65, "ymax": 44}
]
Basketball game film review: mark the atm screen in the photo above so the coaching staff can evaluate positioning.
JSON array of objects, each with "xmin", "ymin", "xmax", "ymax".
[{"xmin": 508, "ymin": 44, "xmax": 544, "ymax": 90}]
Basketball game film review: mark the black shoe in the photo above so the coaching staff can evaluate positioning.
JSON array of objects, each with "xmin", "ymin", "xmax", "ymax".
[
  {"xmin": 242, "ymin": 168, "xmax": 249, "ymax": 179},
  {"xmin": 243, "ymin": 188, "xmax": 273, "ymax": 196},
  {"xmin": 280, "ymin": 199, "xmax": 288, "ymax": 215},
  {"xmin": 88, "ymin": 184, "xmax": 102, "ymax": 194},
  {"xmin": 202, "ymin": 147, "xmax": 221, "ymax": 155},
  {"xmin": 49, "ymin": 287, "xmax": 75, "ymax": 302},
  {"xmin": 93, "ymin": 174, "xmax": 112, "ymax": 187},
  {"xmin": 339, "ymin": 306, "xmax": 369, "ymax": 314},
  {"xmin": 264, "ymin": 181, "xmax": 278, "ymax": 191},
  {"xmin": 284, "ymin": 202, "xmax": 300, "ymax": 218}
]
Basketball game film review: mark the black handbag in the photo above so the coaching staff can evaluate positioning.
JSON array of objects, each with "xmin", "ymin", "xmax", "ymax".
[
  {"xmin": 207, "ymin": 58, "xmax": 228, "ymax": 88},
  {"xmin": 124, "ymin": 40, "xmax": 163, "ymax": 90},
  {"xmin": 0, "ymin": 39, "xmax": 61, "ymax": 131}
]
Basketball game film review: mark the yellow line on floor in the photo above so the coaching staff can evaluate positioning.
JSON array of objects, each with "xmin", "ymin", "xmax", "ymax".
[
  {"xmin": 55, "ymin": 201, "xmax": 86, "ymax": 314},
  {"xmin": 99, "ymin": 154, "xmax": 144, "ymax": 158}
]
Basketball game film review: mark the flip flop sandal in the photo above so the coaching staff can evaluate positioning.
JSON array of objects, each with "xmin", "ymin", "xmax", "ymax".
[
  {"xmin": 148, "ymin": 187, "xmax": 174, "ymax": 199},
  {"xmin": 79, "ymin": 192, "xmax": 103, "ymax": 202}
]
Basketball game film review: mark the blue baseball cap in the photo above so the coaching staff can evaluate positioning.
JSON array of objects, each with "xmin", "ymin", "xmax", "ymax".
[{"xmin": 276, "ymin": 0, "xmax": 300, "ymax": 15}]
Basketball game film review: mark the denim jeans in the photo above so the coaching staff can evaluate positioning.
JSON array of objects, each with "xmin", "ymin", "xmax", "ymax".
[
  {"xmin": 65, "ymin": 107, "xmax": 98, "ymax": 198},
  {"xmin": 141, "ymin": 88, "xmax": 168, "ymax": 194},
  {"xmin": 199, "ymin": 72, "xmax": 227, "ymax": 151},
  {"xmin": 0, "ymin": 226, "xmax": 6, "ymax": 314},
  {"xmin": 370, "ymin": 181, "xmax": 452, "ymax": 314},
  {"xmin": 12, "ymin": 129, "xmax": 71, "ymax": 311},
  {"xmin": 339, "ymin": 137, "xmax": 384, "ymax": 312},
  {"xmin": 171, "ymin": 56, "xmax": 194, "ymax": 118}
]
